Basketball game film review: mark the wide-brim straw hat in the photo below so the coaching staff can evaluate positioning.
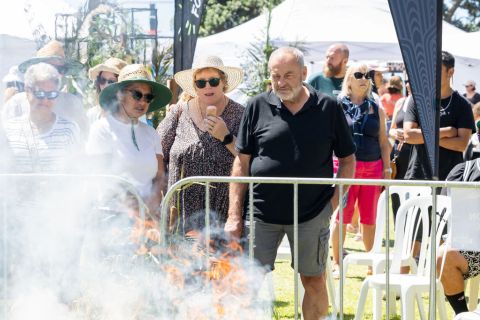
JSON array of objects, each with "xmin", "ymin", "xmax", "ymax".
[
  {"xmin": 99, "ymin": 64, "xmax": 172, "ymax": 113},
  {"xmin": 174, "ymin": 55, "xmax": 243, "ymax": 97},
  {"xmin": 18, "ymin": 40, "xmax": 83, "ymax": 75},
  {"xmin": 88, "ymin": 57, "xmax": 128, "ymax": 81}
]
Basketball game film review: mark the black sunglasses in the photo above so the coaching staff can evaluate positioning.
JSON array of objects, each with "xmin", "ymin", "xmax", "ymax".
[
  {"xmin": 128, "ymin": 89, "xmax": 155, "ymax": 104},
  {"xmin": 30, "ymin": 88, "xmax": 59, "ymax": 100},
  {"xmin": 195, "ymin": 77, "xmax": 221, "ymax": 89},
  {"xmin": 97, "ymin": 76, "xmax": 117, "ymax": 86},
  {"xmin": 353, "ymin": 72, "xmax": 371, "ymax": 80}
]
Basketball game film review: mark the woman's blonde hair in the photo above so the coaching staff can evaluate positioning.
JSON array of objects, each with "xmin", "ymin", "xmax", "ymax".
[{"xmin": 340, "ymin": 63, "xmax": 372, "ymax": 99}]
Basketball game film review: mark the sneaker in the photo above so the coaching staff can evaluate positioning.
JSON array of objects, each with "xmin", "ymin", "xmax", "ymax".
[
  {"xmin": 354, "ymin": 232, "xmax": 363, "ymax": 241},
  {"xmin": 346, "ymin": 224, "xmax": 358, "ymax": 234}
]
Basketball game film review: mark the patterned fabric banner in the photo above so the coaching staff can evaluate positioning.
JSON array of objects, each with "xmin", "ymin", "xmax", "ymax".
[
  {"xmin": 173, "ymin": 0, "xmax": 207, "ymax": 74},
  {"xmin": 388, "ymin": 0, "xmax": 442, "ymax": 179}
]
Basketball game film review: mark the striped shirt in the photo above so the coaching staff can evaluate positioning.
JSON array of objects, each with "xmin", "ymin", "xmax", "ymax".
[{"xmin": 4, "ymin": 115, "xmax": 80, "ymax": 173}]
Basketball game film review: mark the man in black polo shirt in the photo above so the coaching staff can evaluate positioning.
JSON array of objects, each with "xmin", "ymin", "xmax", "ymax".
[
  {"xmin": 404, "ymin": 51, "xmax": 475, "ymax": 181},
  {"xmin": 225, "ymin": 47, "xmax": 356, "ymax": 319}
]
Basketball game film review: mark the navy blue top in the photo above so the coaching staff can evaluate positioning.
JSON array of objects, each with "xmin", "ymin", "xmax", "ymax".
[{"xmin": 340, "ymin": 96, "xmax": 381, "ymax": 162}]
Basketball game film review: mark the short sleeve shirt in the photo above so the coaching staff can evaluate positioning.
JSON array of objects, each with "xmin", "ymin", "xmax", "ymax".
[
  {"xmin": 404, "ymin": 91, "xmax": 475, "ymax": 180},
  {"xmin": 236, "ymin": 84, "xmax": 356, "ymax": 224},
  {"xmin": 307, "ymin": 73, "xmax": 344, "ymax": 98}
]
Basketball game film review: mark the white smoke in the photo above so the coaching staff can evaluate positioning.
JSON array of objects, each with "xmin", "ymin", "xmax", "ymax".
[{"xmin": 0, "ymin": 174, "xmax": 272, "ymax": 319}]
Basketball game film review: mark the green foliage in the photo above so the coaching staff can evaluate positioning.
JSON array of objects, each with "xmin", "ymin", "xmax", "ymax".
[
  {"xmin": 200, "ymin": 0, "xmax": 284, "ymax": 37},
  {"xmin": 443, "ymin": 0, "xmax": 480, "ymax": 32}
]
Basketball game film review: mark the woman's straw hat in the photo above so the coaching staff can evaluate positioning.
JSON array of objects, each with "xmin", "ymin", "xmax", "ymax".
[
  {"xmin": 99, "ymin": 64, "xmax": 172, "ymax": 113},
  {"xmin": 174, "ymin": 55, "xmax": 243, "ymax": 97},
  {"xmin": 18, "ymin": 40, "xmax": 83, "ymax": 75},
  {"xmin": 88, "ymin": 57, "xmax": 128, "ymax": 81}
]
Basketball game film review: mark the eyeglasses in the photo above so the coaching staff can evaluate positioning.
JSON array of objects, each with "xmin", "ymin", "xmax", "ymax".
[
  {"xmin": 97, "ymin": 76, "xmax": 117, "ymax": 86},
  {"xmin": 30, "ymin": 89, "xmax": 59, "ymax": 100},
  {"xmin": 353, "ymin": 72, "xmax": 371, "ymax": 80},
  {"xmin": 128, "ymin": 89, "xmax": 155, "ymax": 103},
  {"xmin": 194, "ymin": 77, "xmax": 221, "ymax": 89}
]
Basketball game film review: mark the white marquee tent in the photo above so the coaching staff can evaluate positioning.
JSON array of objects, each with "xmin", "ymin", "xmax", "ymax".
[{"xmin": 195, "ymin": 0, "xmax": 480, "ymax": 91}]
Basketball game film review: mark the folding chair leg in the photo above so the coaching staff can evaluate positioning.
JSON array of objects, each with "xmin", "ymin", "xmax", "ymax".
[
  {"xmin": 416, "ymin": 292, "xmax": 427, "ymax": 320},
  {"xmin": 437, "ymin": 289, "xmax": 448, "ymax": 320},
  {"xmin": 400, "ymin": 289, "xmax": 416, "ymax": 320},
  {"xmin": 354, "ymin": 280, "xmax": 370, "ymax": 320},
  {"xmin": 373, "ymin": 288, "xmax": 383, "ymax": 320},
  {"xmin": 469, "ymin": 276, "xmax": 480, "ymax": 311},
  {"xmin": 326, "ymin": 259, "xmax": 338, "ymax": 318}
]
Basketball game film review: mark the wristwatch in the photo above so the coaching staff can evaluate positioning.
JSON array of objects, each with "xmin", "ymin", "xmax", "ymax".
[{"xmin": 222, "ymin": 133, "xmax": 234, "ymax": 145}]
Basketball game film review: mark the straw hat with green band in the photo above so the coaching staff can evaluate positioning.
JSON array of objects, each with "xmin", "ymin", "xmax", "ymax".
[
  {"xmin": 18, "ymin": 40, "xmax": 83, "ymax": 75},
  {"xmin": 99, "ymin": 64, "xmax": 172, "ymax": 113}
]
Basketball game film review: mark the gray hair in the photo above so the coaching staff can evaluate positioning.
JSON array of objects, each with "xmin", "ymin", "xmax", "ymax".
[
  {"xmin": 269, "ymin": 47, "xmax": 305, "ymax": 68},
  {"xmin": 24, "ymin": 63, "xmax": 60, "ymax": 89}
]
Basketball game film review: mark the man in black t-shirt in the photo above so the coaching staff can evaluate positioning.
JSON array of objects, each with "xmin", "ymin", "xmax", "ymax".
[
  {"xmin": 225, "ymin": 47, "xmax": 356, "ymax": 319},
  {"xmin": 404, "ymin": 51, "xmax": 475, "ymax": 180}
]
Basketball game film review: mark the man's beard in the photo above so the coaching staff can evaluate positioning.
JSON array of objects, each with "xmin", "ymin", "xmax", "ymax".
[
  {"xmin": 324, "ymin": 64, "xmax": 342, "ymax": 78},
  {"xmin": 274, "ymin": 83, "xmax": 303, "ymax": 102}
]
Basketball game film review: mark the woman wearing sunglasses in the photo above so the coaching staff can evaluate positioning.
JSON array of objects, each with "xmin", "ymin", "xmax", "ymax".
[
  {"xmin": 331, "ymin": 63, "xmax": 391, "ymax": 277},
  {"xmin": 86, "ymin": 57, "xmax": 128, "ymax": 125},
  {"xmin": 86, "ymin": 64, "xmax": 172, "ymax": 216},
  {"xmin": 3, "ymin": 63, "xmax": 81, "ymax": 173},
  {"xmin": 157, "ymin": 55, "xmax": 244, "ymax": 233}
]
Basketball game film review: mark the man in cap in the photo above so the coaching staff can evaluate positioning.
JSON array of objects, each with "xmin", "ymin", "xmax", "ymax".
[
  {"xmin": 463, "ymin": 80, "xmax": 480, "ymax": 105},
  {"xmin": 308, "ymin": 43, "xmax": 349, "ymax": 97},
  {"xmin": 2, "ymin": 40, "xmax": 88, "ymax": 136}
]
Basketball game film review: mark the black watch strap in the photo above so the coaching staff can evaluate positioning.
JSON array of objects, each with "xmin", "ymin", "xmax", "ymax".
[{"xmin": 222, "ymin": 133, "xmax": 234, "ymax": 145}]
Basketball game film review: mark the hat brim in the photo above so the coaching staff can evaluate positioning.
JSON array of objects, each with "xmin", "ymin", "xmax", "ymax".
[
  {"xmin": 99, "ymin": 79, "xmax": 172, "ymax": 113},
  {"xmin": 88, "ymin": 65, "xmax": 121, "ymax": 81},
  {"xmin": 174, "ymin": 66, "xmax": 243, "ymax": 97},
  {"xmin": 18, "ymin": 56, "xmax": 83, "ymax": 75}
]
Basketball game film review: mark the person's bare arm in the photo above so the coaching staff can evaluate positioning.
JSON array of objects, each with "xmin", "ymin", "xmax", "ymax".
[
  {"xmin": 403, "ymin": 120, "xmax": 424, "ymax": 144},
  {"xmin": 224, "ymin": 153, "xmax": 251, "ymax": 239},
  {"xmin": 331, "ymin": 154, "xmax": 355, "ymax": 210},
  {"xmin": 146, "ymin": 154, "xmax": 166, "ymax": 219},
  {"xmin": 439, "ymin": 128, "xmax": 471, "ymax": 152}
]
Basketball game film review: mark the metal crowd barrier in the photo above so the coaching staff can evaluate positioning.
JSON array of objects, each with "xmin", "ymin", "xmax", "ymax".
[{"xmin": 160, "ymin": 176, "xmax": 480, "ymax": 320}]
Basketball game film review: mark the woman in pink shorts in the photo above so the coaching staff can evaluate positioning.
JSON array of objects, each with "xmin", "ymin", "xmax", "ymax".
[{"xmin": 331, "ymin": 63, "xmax": 392, "ymax": 277}]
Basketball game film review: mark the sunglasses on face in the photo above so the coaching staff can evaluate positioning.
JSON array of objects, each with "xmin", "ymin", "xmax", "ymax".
[
  {"xmin": 127, "ymin": 89, "xmax": 155, "ymax": 104},
  {"xmin": 194, "ymin": 77, "xmax": 221, "ymax": 89},
  {"xmin": 30, "ymin": 88, "xmax": 59, "ymax": 100},
  {"xmin": 353, "ymin": 72, "xmax": 371, "ymax": 80},
  {"xmin": 97, "ymin": 76, "xmax": 117, "ymax": 86}
]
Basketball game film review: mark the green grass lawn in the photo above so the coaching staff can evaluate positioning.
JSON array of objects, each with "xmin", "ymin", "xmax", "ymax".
[{"xmin": 270, "ymin": 232, "xmax": 456, "ymax": 319}]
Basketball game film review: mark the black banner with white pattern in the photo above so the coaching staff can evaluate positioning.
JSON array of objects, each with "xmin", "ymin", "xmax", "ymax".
[
  {"xmin": 173, "ymin": 0, "xmax": 207, "ymax": 74},
  {"xmin": 388, "ymin": 0, "xmax": 442, "ymax": 179}
]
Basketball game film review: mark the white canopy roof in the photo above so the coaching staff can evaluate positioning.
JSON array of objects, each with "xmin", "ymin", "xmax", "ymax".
[{"xmin": 196, "ymin": 0, "xmax": 480, "ymax": 90}]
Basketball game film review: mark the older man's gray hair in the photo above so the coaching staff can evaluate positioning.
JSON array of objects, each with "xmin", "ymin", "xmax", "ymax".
[
  {"xmin": 24, "ymin": 63, "xmax": 61, "ymax": 89},
  {"xmin": 269, "ymin": 47, "xmax": 305, "ymax": 68}
]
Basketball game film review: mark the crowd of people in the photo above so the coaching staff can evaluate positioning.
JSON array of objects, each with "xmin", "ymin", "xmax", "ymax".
[{"xmin": 1, "ymin": 39, "xmax": 480, "ymax": 319}]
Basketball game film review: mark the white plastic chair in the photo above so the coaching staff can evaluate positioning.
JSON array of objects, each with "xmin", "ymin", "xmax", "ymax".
[
  {"xmin": 341, "ymin": 186, "xmax": 431, "ymax": 281},
  {"xmin": 468, "ymin": 275, "xmax": 480, "ymax": 310},
  {"xmin": 354, "ymin": 195, "xmax": 451, "ymax": 320},
  {"xmin": 454, "ymin": 304, "xmax": 480, "ymax": 320}
]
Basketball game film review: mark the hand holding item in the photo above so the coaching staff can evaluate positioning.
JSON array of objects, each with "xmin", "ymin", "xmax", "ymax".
[
  {"xmin": 206, "ymin": 105, "xmax": 217, "ymax": 117},
  {"xmin": 205, "ymin": 115, "xmax": 229, "ymax": 141}
]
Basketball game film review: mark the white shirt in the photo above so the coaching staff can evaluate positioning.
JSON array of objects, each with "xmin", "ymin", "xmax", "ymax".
[
  {"xmin": 2, "ymin": 91, "xmax": 88, "ymax": 137},
  {"xmin": 4, "ymin": 115, "xmax": 81, "ymax": 173},
  {"xmin": 86, "ymin": 114, "xmax": 162, "ymax": 197}
]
